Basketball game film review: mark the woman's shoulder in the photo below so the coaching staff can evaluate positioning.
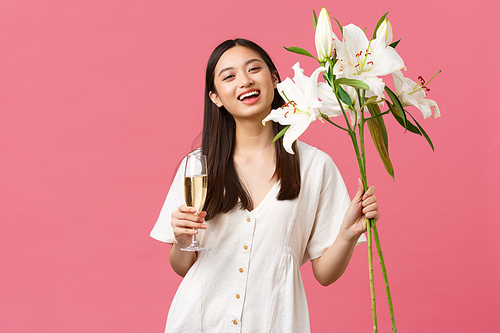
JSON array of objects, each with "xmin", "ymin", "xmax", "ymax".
[
  {"xmin": 178, "ymin": 147, "xmax": 202, "ymax": 163},
  {"xmin": 296, "ymin": 141, "xmax": 335, "ymax": 168},
  {"xmin": 188, "ymin": 147, "xmax": 202, "ymax": 156}
]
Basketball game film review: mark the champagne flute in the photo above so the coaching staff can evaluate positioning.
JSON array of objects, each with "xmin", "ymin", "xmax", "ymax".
[{"xmin": 181, "ymin": 153, "xmax": 208, "ymax": 252}]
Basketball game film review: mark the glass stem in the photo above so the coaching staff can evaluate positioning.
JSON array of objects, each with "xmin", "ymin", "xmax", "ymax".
[
  {"xmin": 191, "ymin": 212, "xmax": 200, "ymax": 246},
  {"xmin": 191, "ymin": 232, "xmax": 199, "ymax": 246}
]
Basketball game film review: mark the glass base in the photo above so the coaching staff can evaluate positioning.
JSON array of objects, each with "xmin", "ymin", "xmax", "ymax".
[{"xmin": 180, "ymin": 245, "xmax": 207, "ymax": 252}]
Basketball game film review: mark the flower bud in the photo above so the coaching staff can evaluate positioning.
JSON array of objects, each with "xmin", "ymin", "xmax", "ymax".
[
  {"xmin": 376, "ymin": 19, "xmax": 393, "ymax": 47},
  {"xmin": 315, "ymin": 7, "xmax": 334, "ymax": 63}
]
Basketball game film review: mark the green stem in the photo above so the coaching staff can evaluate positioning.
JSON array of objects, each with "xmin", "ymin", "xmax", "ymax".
[
  {"xmin": 373, "ymin": 224, "xmax": 397, "ymax": 332},
  {"xmin": 355, "ymin": 89, "xmax": 378, "ymax": 333},
  {"xmin": 356, "ymin": 89, "xmax": 397, "ymax": 332},
  {"xmin": 365, "ymin": 110, "xmax": 391, "ymax": 121},
  {"xmin": 357, "ymin": 89, "xmax": 368, "ymax": 182},
  {"xmin": 335, "ymin": 86, "xmax": 396, "ymax": 332},
  {"xmin": 321, "ymin": 114, "xmax": 349, "ymax": 132},
  {"xmin": 367, "ymin": 218, "xmax": 377, "ymax": 333}
]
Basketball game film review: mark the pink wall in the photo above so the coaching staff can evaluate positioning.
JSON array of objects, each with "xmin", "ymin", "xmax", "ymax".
[{"xmin": 1, "ymin": 0, "xmax": 498, "ymax": 332}]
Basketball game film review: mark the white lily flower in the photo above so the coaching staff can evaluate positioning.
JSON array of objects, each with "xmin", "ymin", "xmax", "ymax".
[
  {"xmin": 315, "ymin": 7, "xmax": 336, "ymax": 63},
  {"xmin": 317, "ymin": 82, "xmax": 359, "ymax": 126},
  {"xmin": 376, "ymin": 19, "xmax": 393, "ymax": 47},
  {"xmin": 392, "ymin": 70, "xmax": 440, "ymax": 119},
  {"xmin": 332, "ymin": 24, "xmax": 405, "ymax": 99},
  {"xmin": 263, "ymin": 63, "xmax": 326, "ymax": 154}
]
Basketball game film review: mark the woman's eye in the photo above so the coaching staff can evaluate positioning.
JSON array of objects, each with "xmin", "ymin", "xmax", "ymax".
[
  {"xmin": 223, "ymin": 74, "xmax": 235, "ymax": 81},
  {"xmin": 249, "ymin": 67, "xmax": 261, "ymax": 72}
]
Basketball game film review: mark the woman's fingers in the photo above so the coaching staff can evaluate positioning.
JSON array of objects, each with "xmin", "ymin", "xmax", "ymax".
[
  {"xmin": 171, "ymin": 206, "xmax": 207, "ymax": 231},
  {"xmin": 364, "ymin": 210, "xmax": 380, "ymax": 220},
  {"xmin": 361, "ymin": 186, "xmax": 379, "ymax": 222},
  {"xmin": 362, "ymin": 201, "xmax": 380, "ymax": 221},
  {"xmin": 172, "ymin": 212, "xmax": 204, "ymax": 223},
  {"xmin": 362, "ymin": 185, "xmax": 376, "ymax": 200},
  {"xmin": 361, "ymin": 195, "xmax": 377, "ymax": 207},
  {"xmin": 172, "ymin": 208, "xmax": 204, "ymax": 221},
  {"xmin": 362, "ymin": 203, "xmax": 379, "ymax": 215},
  {"xmin": 178, "ymin": 205, "xmax": 198, "ymax": 214},
  {"xmin": 172, "ymin": 215, "xmax": 206, "ymax": 228},
  {"xmin": 171, "ymin": 206, "xmax": 208, "ymax": 247},
  {"xmin": 173, "ymin": 225, "xmax": 200, "ymax": 236},
  {"xmin": 173, "ymin": 219, "xmax": 206, "ymax": 230}
]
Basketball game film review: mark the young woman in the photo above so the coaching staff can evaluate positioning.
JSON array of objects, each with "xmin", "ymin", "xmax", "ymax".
[{"xmin": 151, "ymin": 39, "xmax": 380, "ymax": 332}]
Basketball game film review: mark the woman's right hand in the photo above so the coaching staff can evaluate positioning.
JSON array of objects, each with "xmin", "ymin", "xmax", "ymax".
[{"xmin": 171, "ymin": 205, "xmax": 207, "ymax": 248}]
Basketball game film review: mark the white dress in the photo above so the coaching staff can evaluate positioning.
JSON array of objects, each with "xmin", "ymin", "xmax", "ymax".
[{"xmin": 150, "ymin": 141, "xmax": 365, "ymax": 333}]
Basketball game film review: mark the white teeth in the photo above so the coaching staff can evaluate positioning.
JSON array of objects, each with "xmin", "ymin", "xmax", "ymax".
[{"xmin": 239, "ymin": 91, "xmax": 260, "ymax": 100}]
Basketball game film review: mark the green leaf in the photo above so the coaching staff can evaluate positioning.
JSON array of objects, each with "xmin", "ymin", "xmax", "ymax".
[
  {"xmin": 334, "ymin": 78, "xmax": 370, "ymax": 90},
  {"xmin": 363, "ymin": 96, "xmax": 379, "ymax": 108},
  {"xmin": 338, "ymin": 86, "xmax": 352, "ymax": 106},
  {"xmin": 283, "ymin": 46, "xmax": 315, "ymax": 59},
  {"xmin": 327, "ymin": 67, "xmax": 334, "ymax": 84},
  {"xmin": 386, "ymin": 100, "xmax": 403, "ymax": 119},
  {"xmin": 312, "ymin": 9, "xmax": 318, "ymax": 31},
  {"xmin": 384, "ymin": 86, "xmax": 406, "ymax": 128},
  {"xmin": 366, "ymin": 103, "xmax": 389, "ymax": 149},
  {"xmin": 332, "ymin": 16, "xmax": 343, "ymax": 35},
  {"xmin": 372, "ymin": 12, "xmax": 390, "ymax": 39},
  {"xmin": 367, "ymin": 116, "xmax": 394, "ymax": 179},
  {"xmin": 389, "ymin": 39, "xmax": 401, "ymax": 49},
  {"xmin": 323, "ymin": 69, "xmax": 334, "ymax": 87},
  {"xmin": 389, "ymin": 104, "xmax": 421, "ymax": 135},
  {"xmin": 273, "ymin": 125, "xmax": 290, "ymax": 144},
  {"xmin": 330, "ymin": 53, "xmax": 337, "ymax": 81},
  {"xmin": 406, "ymin": 112, "xmax": 435, "ymax": 152}
]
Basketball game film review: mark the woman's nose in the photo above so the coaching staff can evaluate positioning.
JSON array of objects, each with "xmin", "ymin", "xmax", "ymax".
[{"xmin": 239, "ymin": 73, "xmax": 253, "ymax": 87}]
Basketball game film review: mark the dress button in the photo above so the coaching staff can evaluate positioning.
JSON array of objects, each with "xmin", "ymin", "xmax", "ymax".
[
  {"xmin": 239, "ymin": 268, "xmax": 244, "ymax": 273},
  {"xmin": 235, "ymin": 294, "xmax": 240, "ymax": 299},
  {"xmin": 243, "ymin": 245, "xmax": 248, "ymax": 250},
  {"xmin": 233, "ymin": 320, "xmax": 238, "ymax": 325},
  {"xmin": 246, "ymin": 217, "xmax": 251, "ymax": 222}
]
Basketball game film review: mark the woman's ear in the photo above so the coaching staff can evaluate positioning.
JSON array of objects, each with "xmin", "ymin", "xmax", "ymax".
[
  {"xmin": 272, "ymin": 72, "xmax": 279, "ymax": 89},
  {"xmin": 209, "ymin": 91, "xmax": 223, "ymax": 107}
]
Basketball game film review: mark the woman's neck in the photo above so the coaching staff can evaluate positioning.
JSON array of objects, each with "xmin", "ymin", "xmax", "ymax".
[{"xmin": 233, "ymin": 118, "xmax": 275, "ymax": 158}]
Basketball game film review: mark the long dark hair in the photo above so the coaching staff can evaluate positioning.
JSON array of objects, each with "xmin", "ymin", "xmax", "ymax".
[{"xmin": 202, "ymin": 39, "xmax": 300, "ymax": 220}]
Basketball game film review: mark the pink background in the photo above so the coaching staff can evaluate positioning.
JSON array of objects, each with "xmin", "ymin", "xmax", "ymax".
[{"xmin": 1, "ymin": 0, "xmax": 498, "ymax": 332}]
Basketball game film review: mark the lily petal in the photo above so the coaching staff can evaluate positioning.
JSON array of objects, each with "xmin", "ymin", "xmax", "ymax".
[
  {"xmin": 392, "ymin": 70, "xmax": 440, "ymax": 119},
  {"xmin": 363, "ymin": 76, "xmax": 386, "ymax": 99},
  {"xmin": 277, "ymin": 77, "xmax": 308, "ymax": 108},
  {"xmin": 282, "ymin": 114, "xmax": 313, "ymax": 154},
  {"xmin": 263, "ymin": 64, "xmax": 327, "ymax": 154},
  {"xmin": 332, "ymin": 23, "xmax": 405, "ymax": 99},
  {"xmin": 315, "ymin": 7, "xmax": 334, "ymax": 62}
]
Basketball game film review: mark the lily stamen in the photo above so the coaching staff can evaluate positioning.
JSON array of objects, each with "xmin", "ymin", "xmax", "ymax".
[
  {"xmin": 409, "ymin": 84, "xmax": 425, "ymax": 96},
  {"xmin": 409, "ymin": 70, "xmax": 441, "ymax": 96},
  {"xmin": 418, "ymin": 70, "xmax": 442, "ymax": 91},
  {"xmin": 354, "ymin": 41, "xmax": 373, "ymax": 74}
]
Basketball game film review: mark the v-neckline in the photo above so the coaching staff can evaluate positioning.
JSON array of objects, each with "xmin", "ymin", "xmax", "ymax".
[{"xmin": 247, "ymin": 180, "xmax": 279, "ymax": 214}]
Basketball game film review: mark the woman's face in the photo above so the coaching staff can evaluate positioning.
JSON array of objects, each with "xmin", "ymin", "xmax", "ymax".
[{"xmin": 209, "ymin": 45, "xmax": 279, "ymax": 122}]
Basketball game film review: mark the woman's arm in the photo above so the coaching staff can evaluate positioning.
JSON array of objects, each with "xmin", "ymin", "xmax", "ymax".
[
  {"xmin": 311, "ymin": 179, "xmax": 380, "ymax": 286},
  {"xmin": 168, "ymin": 205, "xmax": 207, "ymax": 277}
]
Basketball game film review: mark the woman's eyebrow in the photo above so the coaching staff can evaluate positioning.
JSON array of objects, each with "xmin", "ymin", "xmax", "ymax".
[{"xmin": 218, "ymin": 59, "xmax": 263, "ymax": 77}]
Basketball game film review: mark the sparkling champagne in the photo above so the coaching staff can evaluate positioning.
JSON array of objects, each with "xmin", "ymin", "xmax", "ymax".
[{"xmin": 184, "ymin": 175, "xmax": 207, "ymax": 213}]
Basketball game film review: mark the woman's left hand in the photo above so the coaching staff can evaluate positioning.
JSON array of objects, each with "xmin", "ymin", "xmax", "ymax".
[{"xmin": 341, "ymin": 178, "xmax": 380, "ymax": 242}]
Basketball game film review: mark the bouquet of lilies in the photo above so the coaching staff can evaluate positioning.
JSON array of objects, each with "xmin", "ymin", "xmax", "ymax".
[{"xmin": 263, "ymin": 8, "xmax": 441, "ymax": 333}]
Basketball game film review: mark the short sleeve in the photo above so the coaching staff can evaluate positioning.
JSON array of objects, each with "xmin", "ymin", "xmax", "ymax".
[
  {"xmin": 306, "ymin": 151, "xmax": 366, "ymax": 261},
  {"xmin": 150, "ymin": 157, "xmax": 186, "ymax": 244}
]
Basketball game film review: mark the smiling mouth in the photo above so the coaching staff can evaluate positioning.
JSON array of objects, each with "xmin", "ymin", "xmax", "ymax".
[{"xmin": 238, "ymin": 90, "xmax": 260, "ymax": 101}]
